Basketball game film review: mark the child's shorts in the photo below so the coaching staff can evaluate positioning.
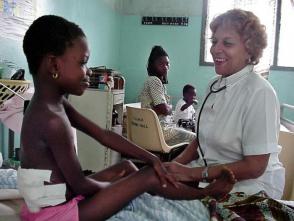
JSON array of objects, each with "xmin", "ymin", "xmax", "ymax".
[{"xmin": 20, "ymin": 195, "xmax": 84, "ymax": 221}]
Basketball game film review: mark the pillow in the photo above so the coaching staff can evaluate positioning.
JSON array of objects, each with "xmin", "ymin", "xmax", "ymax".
[
  {"xmin": 0, "ymin": 169, "xmax": 21, "ymax": 200},
  {"xmin": 0, "ymin": 169, "xmax": 17, "ymax": 189},
  {"xmin": 0, "ymin": 189, "xmax": 22, "ymax": 200}
]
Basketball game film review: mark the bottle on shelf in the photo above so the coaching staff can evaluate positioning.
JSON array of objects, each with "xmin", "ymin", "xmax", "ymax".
[
  {"xmin": 112, "ymin": 108, "xmax": 119, "ymax": 126},
  {"xmin": 107, "ymin": 75, "xmax": 114, "ymax": 89}
]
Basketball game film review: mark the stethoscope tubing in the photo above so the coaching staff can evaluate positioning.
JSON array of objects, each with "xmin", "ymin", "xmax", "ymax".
[{"xmin": 196, "ymin": 79, "xmax": 226, "ymax": 167}]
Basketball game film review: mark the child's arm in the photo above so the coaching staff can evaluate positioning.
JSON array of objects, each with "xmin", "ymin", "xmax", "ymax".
[{"xmin": 62, "ymin": 98, "xmax": 175, "ymax": 187}]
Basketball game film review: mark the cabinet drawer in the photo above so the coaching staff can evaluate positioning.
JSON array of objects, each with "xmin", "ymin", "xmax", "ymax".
[{"xmin": 113, "ymin": 93, "xmax": 124, "ymax": 104}]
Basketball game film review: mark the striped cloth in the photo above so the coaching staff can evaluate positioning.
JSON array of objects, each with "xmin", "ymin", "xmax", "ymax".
[{"xmin": 107, "ymin": 193, "xmax": 209, "ymax": 221}]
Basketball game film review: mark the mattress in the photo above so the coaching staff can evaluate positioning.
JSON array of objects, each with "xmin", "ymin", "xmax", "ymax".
[
  {"xmin": 0, "ymin": 199, "xmax": 23, "ymax": 221},
  {"xmin": 0, "ymin": 189, "xmax": 22, "ymax": 221}
]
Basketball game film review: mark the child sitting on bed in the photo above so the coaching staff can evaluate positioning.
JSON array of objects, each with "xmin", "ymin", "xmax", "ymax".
[{"xmin": 18, "ymin": 15, "xmax": 236, "ymax": 221}]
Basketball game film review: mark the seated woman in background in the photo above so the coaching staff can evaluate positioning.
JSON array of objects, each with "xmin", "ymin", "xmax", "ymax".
[
  {"xmin": 166, "ymin": 8, "xmax": 285, "ymax": 200},
  {"xmin": 139, "ymin": 46, "xmax": 196, "ymax": 146},
  {"xmin": 174, "ymin": 84, "xmax": 197, "ymax": 132}
]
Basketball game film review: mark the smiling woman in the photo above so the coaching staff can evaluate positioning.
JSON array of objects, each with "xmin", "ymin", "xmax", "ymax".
[
  {"xmin": 168, "ymin": 8, "xmax": 285, "ymax": 201},
  {"xmin": 209, "ymin": 9, "xmax": 266, "ymax": 77}
]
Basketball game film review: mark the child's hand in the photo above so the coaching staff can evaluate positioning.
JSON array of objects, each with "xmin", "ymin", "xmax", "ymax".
[{"xmin": 151, "ymin": 158, "xmax": 179, "ymax": 188}]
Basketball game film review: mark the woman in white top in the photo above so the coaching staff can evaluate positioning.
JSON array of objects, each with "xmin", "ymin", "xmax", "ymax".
[{"xmin": 166, "ymin": 9, "xmax": 285, "ymax": 199}]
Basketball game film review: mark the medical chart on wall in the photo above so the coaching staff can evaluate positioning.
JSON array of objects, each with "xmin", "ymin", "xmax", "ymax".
[{"xmin": 0, "ymin": 0, "xmax": 36, "ymax": 41}]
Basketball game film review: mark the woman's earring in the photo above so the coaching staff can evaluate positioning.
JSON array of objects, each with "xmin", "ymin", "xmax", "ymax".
[{"xmin": 52, "ymin": 72, "xmax": 59, "ymax": 79}]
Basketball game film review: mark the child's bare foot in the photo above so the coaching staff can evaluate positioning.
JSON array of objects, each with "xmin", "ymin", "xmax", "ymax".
[{"xmin": 204, "ymin": 167, "xmax": 236, "ymax": 200}]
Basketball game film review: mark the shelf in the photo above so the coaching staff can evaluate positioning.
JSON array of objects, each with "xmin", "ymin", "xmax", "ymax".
[{"xmin": 69, "ymin": 88, "xmax": 124, "ymax": 171}]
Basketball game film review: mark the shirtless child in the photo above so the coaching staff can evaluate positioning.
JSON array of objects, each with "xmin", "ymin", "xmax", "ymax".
[{"xmin": 19, "ymin": 15, "xmax": 235, "ymax": 221}]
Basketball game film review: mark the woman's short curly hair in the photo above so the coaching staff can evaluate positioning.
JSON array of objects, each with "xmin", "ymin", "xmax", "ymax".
[{"xmin": 210, "ymin": 9, "xmax": 267, "ymax": 65}]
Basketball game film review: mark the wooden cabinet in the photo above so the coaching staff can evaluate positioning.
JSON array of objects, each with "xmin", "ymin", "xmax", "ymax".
[{"xmin": 69, "ymin": 89, "xmax": 124, "ymax": 172}]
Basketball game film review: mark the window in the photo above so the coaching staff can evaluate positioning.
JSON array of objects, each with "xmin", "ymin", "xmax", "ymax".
[
  {"xmin": 200, "ymin": 0, "xmax": 294, "ymax": 71},
  {"xmin": 278, "ymin": 0, "xmax": 294, "ymax": 67}
]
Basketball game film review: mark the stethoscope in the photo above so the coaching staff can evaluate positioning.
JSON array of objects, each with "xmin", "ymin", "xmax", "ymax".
[{"xmin": 196, "ymin": 79, "xmax": 227, "ymax": 166}]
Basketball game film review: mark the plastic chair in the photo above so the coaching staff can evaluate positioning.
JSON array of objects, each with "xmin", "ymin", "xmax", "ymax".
[
  {"xmin": 126, "ymin": 106, "xmax": 188, "ymax": 161},
  {"xmin": 278, "ymin": 130, "xmax": 294, "ymax": 200}
]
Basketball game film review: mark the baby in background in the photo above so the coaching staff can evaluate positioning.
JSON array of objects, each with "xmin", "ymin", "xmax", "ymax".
[{"xmin": 173, "ymin": 84, "xmax": 197, "ymax": 128}]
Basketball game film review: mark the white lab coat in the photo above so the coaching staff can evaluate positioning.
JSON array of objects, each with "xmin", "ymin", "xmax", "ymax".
[{"xmin": 195, "ymin": 65, "xmax": 285, "ymax": 199}]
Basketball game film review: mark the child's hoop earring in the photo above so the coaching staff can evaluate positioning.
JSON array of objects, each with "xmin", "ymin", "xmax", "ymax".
[
  {"xmin": 247, "ymin": 57, "xmax": 252, "ymax": 64},
  {"xmin": 52, "ymin": 72, "xmax": 59, "ymax": 79}
]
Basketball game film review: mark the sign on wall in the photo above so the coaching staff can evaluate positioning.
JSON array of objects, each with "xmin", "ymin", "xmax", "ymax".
[
  {"xmin": 0, "ymin": 0, "xmax": 36, "ymax": 41},
  {"xmin": 142, "ymin": 16, "xmax": 189, "ymax": 26}
]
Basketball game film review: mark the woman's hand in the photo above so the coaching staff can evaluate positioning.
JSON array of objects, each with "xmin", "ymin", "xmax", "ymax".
[
  {"xmin": 164, "ymin": 161, "xmax": 195, "ymax": 182},
  {"xmin": 149, "ymin": 157, "xmax": 179, "ymax": 188}
]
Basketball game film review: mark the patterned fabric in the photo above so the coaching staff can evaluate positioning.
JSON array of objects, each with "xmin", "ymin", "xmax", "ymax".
[
  {"xmin": 0, "ymin": 169, "xmax": 17, "ymax": 189},
  {"xmin": 139, "ymin": 76, "xmax": 196, "ymax": 145},
  {"xmin": 163, "ymin": 126, "xmax": 196, "ymax": 146},
  {"xmin": 139, "ymin": 76, "xmax": 170, "ymax": 122},
  {"xmin": 201, "ymin": 191, "xmax": 294, "ymax": 221}
]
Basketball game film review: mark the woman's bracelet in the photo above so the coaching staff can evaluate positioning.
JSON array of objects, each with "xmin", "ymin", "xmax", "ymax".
[{"xmin": 201, "ymin": 166, "xmax": 209, "ymax": 182}]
